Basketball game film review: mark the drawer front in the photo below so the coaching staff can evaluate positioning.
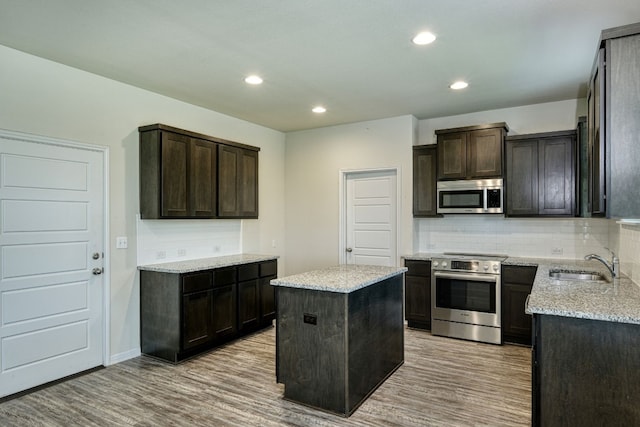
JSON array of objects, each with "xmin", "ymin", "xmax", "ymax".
[
  {"xmin": 214, "ymin": 267, "xmax": 237, "ymax": 287},
  {"xmin": 259, "ymin": 260, "xmax": 277, "ymax": 277},
  {"xmin": 404, "ymin": 260, "xmax": 431, "ymax": 277},
  {"xmin": 238, "ymin": 263, "xmax": 260, "ymax": 281},
  {"xmin": 502, "ymin": 265, "xmax": 538, "ymax": 285},
  {"xmin": 182, "ymin": 271, "xmax": 213, "ymax": 294}
]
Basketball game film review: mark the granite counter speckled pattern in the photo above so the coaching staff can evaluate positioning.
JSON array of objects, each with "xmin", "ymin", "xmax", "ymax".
[
  {"xmin": 138, "ymin": 254, "xmax": 279, "ymax": 273},
  {"xmin": 270, "ymin": 265, "xmax": 407, "ymax": 293}
]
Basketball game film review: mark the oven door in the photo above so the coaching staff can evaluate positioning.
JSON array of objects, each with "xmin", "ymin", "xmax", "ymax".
[{"xmin": 431, "ymin": 271, "xmax": 500, "ymax": 327}]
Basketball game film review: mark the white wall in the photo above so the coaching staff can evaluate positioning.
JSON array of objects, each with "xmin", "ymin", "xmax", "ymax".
[
  {"xmin": 284, "ymin": 115, "xmax": 416, "ymax": 275},
  {"xmin": 0, "ymin": 45, "xmax": 286, "ymax": 363}
]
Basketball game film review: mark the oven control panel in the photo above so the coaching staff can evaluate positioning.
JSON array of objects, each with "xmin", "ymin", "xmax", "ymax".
[{"xmin": 432, "ymin": 258, "xmax": 501, "ymax": 274}]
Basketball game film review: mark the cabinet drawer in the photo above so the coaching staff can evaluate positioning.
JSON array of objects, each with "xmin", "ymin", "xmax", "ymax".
[
  {"xmin": 259, "ymin": 260, "xmax": 277, "ymax": 277},
  {"xmin": 182, "ymin": 272, "xmax": 212, "ymax": 294},
  {"xmin": 214, "ymin": 267, "xmax": 237, "ymax": 288},
  {"xmin": 238, "ymin": 263, "xmax": 259, "ymax": 281},
  {"xmin": 502, "ymin": 265, "xmax": 537, "ymax": 285},
  {"xmin": 404, "ymin": 260, "xmax": 431, "ymax": 277}
]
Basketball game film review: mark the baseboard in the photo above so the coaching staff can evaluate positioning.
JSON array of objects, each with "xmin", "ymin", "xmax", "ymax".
[{"xmin": 108, "ymin": 347, "xmax": 141, "ymax": 365}]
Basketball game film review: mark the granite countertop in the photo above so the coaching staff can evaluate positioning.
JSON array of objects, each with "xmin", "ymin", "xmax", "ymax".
[
  {"xmin": 138, "ymin": 254, "xmax": 279, "ymax": 273},
  {"xmin": 403, "ymin": 252, "xmax": 640, "ymax": 325},
  {"xmin": 270, "ymin": 264, "xmax": 408, "ymax": 293}
]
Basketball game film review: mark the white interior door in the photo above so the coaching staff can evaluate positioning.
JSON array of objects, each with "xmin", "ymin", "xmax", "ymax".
[
  {"xmin": 345, "ymin": 170, "xmax": 397, "ymax": 266},
  {"xmin": 0, "ymin": 132, "xmax": 105, "ymax": 398}
]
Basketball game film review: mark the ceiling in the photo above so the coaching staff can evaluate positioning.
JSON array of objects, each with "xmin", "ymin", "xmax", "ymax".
[{"xmin": 2, "ymin": 1, "xmax": 640, "ymax": 132}]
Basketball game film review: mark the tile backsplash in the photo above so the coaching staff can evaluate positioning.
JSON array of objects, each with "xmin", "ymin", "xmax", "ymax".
[
  {"xmin": 619, "ymin": 222, "xmax": 640, "ymax": 283},
  {"xmin": 136, "ymin": 216, "xmax": 241, "ymax": 265},
  {"xmin": 414, "ymin": 216, "xmax": 610, "ymax": 259}
]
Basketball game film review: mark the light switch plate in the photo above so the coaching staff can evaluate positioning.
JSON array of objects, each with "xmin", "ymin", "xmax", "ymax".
[{"xmin": 116, "ymin": 236, "xmax": 128, "ymax": 249}]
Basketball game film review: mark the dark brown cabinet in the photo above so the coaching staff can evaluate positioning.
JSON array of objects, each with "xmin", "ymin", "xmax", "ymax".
[
  {"xmin": 404, "ymin": 260, "xmax": 431, "ymax": 330},
  {"xmin": 436, "ymin": 123, "xmax": 508, "ymax": 180},
  {"xmin": 218, "ymin": 145, "xmax": 258, "ymax": 218},
  {"xmin": 532, "ymin": 315, "xmax": 640, "ymax": 426},
  {"xmin": 412, "ymin": 145, "xmax": 438, "ymax": 217},
  {"xmin": 501, "ymin": 265, "xmax": 537, "ymax": 346},
  {"xmin": 139, "ymin": 123, "xmax": 259, "ymax": 219},
  {"xmin": 505, "ymin": 130, "xmax": 576, "ymax": 217},
  {"xmin": 140, "ymin": 259, "xmax": 277, "ymax": 363},
  {"xmin": 586, "ymin": 24, "xmax": 640, "ymax": 218}
]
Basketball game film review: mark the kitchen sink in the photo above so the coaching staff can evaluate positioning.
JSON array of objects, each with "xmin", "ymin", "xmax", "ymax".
[{"xmin": 548, "ymin": 270, "xmax": 607, "ymax": 282}]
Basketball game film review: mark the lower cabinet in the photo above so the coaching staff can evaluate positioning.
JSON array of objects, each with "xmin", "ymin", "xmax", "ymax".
[
  {"xmin": 404, "ymin": 260, "xmax": 431, "ymax": 330},
  {"xmin": 501, "ymin": 265, "xmax": 537, "ymax": 345},
  {"xmin": 140, "ymin": 259, "xmax": 277, "ymax": 363}
]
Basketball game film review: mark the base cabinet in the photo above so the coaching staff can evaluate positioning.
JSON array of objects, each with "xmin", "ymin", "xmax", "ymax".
[
  {"xmin": 532, "ymin": 315, "xmax": 640, "ymax": 426},
  {"xmin": 501, "ymin": 265, "xmax": 537, "ymax": 345},
  {"xmin": 404, "ymin": 260, "xmax": 431, "ymax": 330},
  {"xmin": 141, "ymin": 259, "xmax": 277, "ymax": 363}
]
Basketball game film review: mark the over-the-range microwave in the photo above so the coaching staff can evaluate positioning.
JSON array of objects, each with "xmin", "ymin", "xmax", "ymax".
[{"xmin": 436, "ymin": 178, "xmax": 503, "ymax": 214}]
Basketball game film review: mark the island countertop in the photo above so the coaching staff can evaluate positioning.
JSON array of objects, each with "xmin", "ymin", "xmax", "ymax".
[
  {"xmin": 271, "ymin": 264, "xmax": 408, "ymax": 293},
  {"xmin": 137, "ymin": 253, "xmax": 279, "ymax": 273}
]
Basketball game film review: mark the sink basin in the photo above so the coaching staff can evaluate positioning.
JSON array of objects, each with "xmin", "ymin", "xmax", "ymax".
[{"xmin": 549, "ymin": 270, "xmax": 607, "ymax": 282}]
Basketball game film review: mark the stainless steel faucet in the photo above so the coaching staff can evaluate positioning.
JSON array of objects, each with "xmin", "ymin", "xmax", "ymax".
[{"xmin": 584, "ymin": 248, "xmax": 620, "ymax": 283}]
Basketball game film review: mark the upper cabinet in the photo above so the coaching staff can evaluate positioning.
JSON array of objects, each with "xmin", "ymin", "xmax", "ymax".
[
  {"xmin": 587, "ymin": 23, "xmax": 640, "ymax": 218},
  {"xmin": 412, "ymin": 145, "xmax": 438, "ymax": 217},
  {"xmin": 218, "ymin": 145, "xmax": 258, "ymax": 218},
  {"xmin": 505, "ymin": 130, "xmax": 576, "ymax": 217},
  {"xmin": 139, "ymin": 124, "xmax": 259, "ymax": 219},
  {"xmin": 436, "ymin": 123, "xmax": 508, "ymax": 180}
]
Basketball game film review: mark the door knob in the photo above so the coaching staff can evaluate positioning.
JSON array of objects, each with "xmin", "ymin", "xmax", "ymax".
[
  {"xmin": 92, "ymin": 252, "xmax": 100, "ymax": 260},
  {"xmin": 346, "ymin": 248, "xmax": 353, "ymax": 252},
  {"xmin": 92, "ymin": 268, "xmax": 103, "ymax": 275}
]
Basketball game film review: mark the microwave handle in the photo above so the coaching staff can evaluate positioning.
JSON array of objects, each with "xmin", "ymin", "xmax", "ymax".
[{"xmin": 483, "ymin": 188, "xmax": 488, "ymax": 211}]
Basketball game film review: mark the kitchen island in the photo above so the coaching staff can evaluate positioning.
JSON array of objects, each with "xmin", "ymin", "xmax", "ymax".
[{"xmin": 271, "ymin": 264, "xmax": 407, "ymax": 417}]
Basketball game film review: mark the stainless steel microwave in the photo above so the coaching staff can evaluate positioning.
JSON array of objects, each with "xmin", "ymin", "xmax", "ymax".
[{"xmin": 436, "ymin": 179, "xmax": 503, "ymax": 214}]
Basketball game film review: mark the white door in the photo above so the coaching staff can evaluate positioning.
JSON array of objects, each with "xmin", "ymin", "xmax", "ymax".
[
  {"xmin": 0, "ymin": 132, "xmax": 105, "ymax": 398},
  {"xmin": 345, "ymin": 170, "xmax": 397, "ymax": 266}
]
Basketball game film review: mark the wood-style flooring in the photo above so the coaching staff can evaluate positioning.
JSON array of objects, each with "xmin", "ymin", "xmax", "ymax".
[{"xmin": 0, "ymin": 326, "xmax": 531, "ymax": 426}]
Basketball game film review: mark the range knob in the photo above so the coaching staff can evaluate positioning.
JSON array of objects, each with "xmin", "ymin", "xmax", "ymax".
[
  {"xmin": 493, "ymin": 264, "xmax": 499, "ymax": 272},
  {"xmin": 483, "ymin": 264, "xmax": 490, "ymax": 271},
  {"xmin": 433, "ymin": 261, "xmax": 440, "ymax": 267},
  {"xmin": 442, "ymin": 261, "xmax": 448, "ymax": 267}
]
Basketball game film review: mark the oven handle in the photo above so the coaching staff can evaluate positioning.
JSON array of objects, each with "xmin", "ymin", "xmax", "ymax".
[{"xmin": 434, "ymin": 271, "xmax": 499, "ymax": 282}]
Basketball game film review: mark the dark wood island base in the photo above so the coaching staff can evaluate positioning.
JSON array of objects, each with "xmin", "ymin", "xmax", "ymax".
[{"xmin": 272, "ymin": 265, "xmax": 406, "ymax": 417}]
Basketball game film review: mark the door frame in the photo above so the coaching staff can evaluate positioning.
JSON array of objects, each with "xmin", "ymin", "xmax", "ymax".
[
  {"xmin": 0, "ymin": 128, "xmax": 110, "ymax": 366},
  {"xmin": 338, "ymin": 167, "xmax": 401, "ymax": 266}
]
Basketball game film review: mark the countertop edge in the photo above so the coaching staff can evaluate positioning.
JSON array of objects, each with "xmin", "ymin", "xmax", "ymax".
[{"xmin": 138, "ymin": 254, "xmax": 279, "ymax": 273}]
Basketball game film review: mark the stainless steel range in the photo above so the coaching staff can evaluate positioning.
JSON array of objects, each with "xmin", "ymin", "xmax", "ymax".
[{"xmin": 431, "ymin": 253, "xmax": 507, "ymax": 345}]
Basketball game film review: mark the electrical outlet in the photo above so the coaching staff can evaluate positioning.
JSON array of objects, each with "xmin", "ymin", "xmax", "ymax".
[
  {"xmin": 116, "ymin": 236, "xmax": 128, "ymax": 249},
  {"xmin": 552, "ymin": 247, "xmax": 564, "ymax": 256},
  {"xmin": 156, "ymin": 251, "xmax": 166, "ymax": 259},
  {"xmin": 177, "ymin": 249, "xmax": 186, "ymax": 257}
]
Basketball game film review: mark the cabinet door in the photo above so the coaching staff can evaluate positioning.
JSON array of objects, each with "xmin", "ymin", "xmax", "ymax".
[
  {"xmin": 468, "ymin": 128, "xmax": 503, "ymax": 178},
  {"xmin": 413, "ymin": 145, "xmax": 438, "ymax": 217},
  {"xmin": 239, "ymin": 149, "xmax": 258, "ymax": 218},
  {"xmin": 506, "ymin": 139, "xmax": 538, "ymax": 216},
  {"xmin": 501, "ymin": 283, "xmax": 532, "ymax": 345},
  {"xmin": 182, "ymin": 290, "xmax": 213, "ymax": 350},
  {"xmin": 189, "ymin": 139, "xmax": 217, "ymax": 217},
  {"xmin": 161, "ymin": 132, "xmax": 189, "ymax": 217},
  {"xmin": 212, "ymin": 284, "xmax": 237, "ymax": 340},
  {"xmin": 404, "ymin": 260, "xmax": 431, "ymax": 329},
  {"xmin": 538, "ymin": 137, "xmax": 575, "ymax": 216},
  {"xmin": 437, "ymin": 132, "xmax": 467, "ymax": 180},
  {"xmin": 588, "ymin": 48, "xmax": 606, "ymax": 216},
  {"xmin": 238, "ymin": 279, "xmax": 259, "ymax": 332},
  {"xmin": 259, "ymin": 276, "xmax": 276, "ymax": 326},
  {"xmin": 218, "ymin": 145, "xmax": 240, "ymax": 217}
]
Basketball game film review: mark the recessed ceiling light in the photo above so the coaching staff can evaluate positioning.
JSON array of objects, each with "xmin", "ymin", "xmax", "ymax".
[
  {"xmin": 412, "ymin": 31, "xmax": 436, "ymax": 45},
  {"xmin": 449, "ymin": 81, "xmax": 469, "ymax": 90},
  {"xmin": 312, "ymin": 106, "xmax": 327, "ymax": 113},
  {"xmin": 244, "ymin": 75, "xmax": 263, "ymax": 85}
]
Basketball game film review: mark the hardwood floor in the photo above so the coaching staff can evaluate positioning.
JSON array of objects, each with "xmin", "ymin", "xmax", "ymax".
[{"xmin": 0, "ymin": 326, "xmax": 531, "ymax": 426}]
